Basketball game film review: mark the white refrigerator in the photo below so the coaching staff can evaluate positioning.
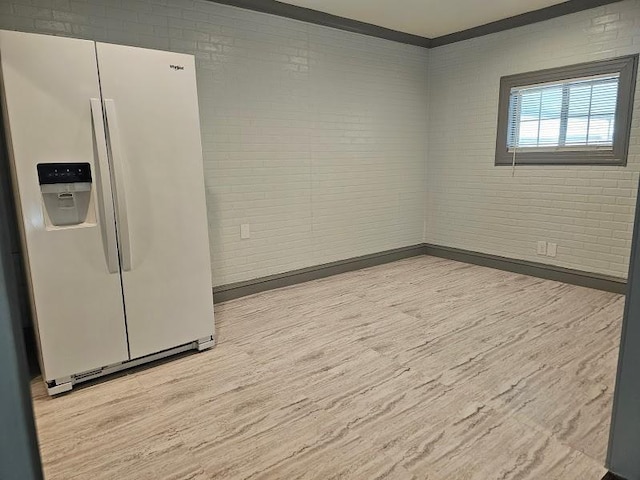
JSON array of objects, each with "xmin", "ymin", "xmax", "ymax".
[{"xmin": 0, "ymin": 30, "xmax": 215, "ymax": 395}]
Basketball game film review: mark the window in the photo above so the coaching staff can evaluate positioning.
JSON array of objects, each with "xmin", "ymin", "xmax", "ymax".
[{"xmin": 495, "ymin": 55, "xmax": 638, "ymax": 166}]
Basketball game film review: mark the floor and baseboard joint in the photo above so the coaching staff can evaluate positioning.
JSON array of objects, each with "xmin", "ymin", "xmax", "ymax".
[{"xmin": 213, "ymin": 243, "xmax": 627, "ymax": 303}]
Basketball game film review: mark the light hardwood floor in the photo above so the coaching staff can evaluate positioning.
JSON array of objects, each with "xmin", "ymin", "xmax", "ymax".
[{"xmin": 31, "ymin": 255, "xmax": 624, "ymax": 479}]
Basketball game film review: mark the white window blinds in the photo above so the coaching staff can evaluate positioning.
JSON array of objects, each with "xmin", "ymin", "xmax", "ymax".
[{"xmin": 507, "ymin": 73, "xmax": 620, "ymax": 151}]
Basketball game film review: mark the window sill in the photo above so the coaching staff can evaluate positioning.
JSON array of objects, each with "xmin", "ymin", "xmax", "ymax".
[{"xmin": 495, "ymin": 151, "xmax": 627, "ymax": 166}]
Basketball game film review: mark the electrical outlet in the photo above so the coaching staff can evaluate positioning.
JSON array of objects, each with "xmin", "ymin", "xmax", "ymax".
[
  {"xmin": 240, "ymin": 224, "xmax": 250, "ymax": 239},
  {"xmin": 547, "ymin": 242, "xmax": 557, "ymax": 257},
  {"xmin": 537, "ymin": 241, "xmax": 547, "ymax": 255}
]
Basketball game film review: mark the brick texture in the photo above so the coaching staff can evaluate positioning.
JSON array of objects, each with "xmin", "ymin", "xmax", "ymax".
[
  {"xmin": 427, "ymin": 0, "xmax": 640, "ymax": 279},
  {"xmin": 3, "ymin": 0, "xmax": 640, "ymax": 285},
  {"xmin": 0, "ymin": 0, "xmax": 429, "ymax": 286}
]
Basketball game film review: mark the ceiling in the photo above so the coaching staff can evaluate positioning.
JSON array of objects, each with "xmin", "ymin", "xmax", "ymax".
[{"xmin": 275, "ymin": 0, "xmax": 569, "ymax": 38}]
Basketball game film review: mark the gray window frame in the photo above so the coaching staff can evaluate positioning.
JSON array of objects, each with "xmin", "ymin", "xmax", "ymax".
[{"xmin": 495, "ymin": 55, "xmax": 638, "ymax": 166}]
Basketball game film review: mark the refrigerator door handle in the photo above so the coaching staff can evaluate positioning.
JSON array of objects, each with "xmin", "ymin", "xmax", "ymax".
[
  {"xmin": 90, "ymin": 98, "xmax": 119, "ymax": 274},
  {"xmin": 103, "ymin": 99, "xmax": 132, "ymax": 272}
]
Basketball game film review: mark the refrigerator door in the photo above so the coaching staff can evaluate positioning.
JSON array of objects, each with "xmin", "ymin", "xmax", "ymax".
[
  {"xmin": 96, "ymin": 43, "xmax": 214, "ymax": 359},
  {"xmin": 0, "ymin": 31, "xmax": 129, "ymax": 381}
]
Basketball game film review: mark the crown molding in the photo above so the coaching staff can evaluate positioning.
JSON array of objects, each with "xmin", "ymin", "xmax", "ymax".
[
  {"xmin": 209, "ymin": 0, "xmax": 431, "ymax": 47},
  {"xmin": 430, "ymin": 0, "xmax": 624, "ymax": 47},
  {"xmin": 208, "ymin": 0, "xmax": 625, "ymax": 49}
]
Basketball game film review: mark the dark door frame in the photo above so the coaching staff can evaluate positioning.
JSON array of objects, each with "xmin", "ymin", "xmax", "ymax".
[
  {"xmin": 0, "ymin": 248, "xmax": 43, "ymax": 480},
  {"xmin": 606, "ymin": 178, "xmax": 640, "ymax": 480},
  {"xmin": 0, "ymin": 134, "xmax": 43, "ymax": 480}
]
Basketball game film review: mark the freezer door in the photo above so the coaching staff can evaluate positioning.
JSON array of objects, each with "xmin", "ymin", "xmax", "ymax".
[
  {"xmin": 0, "ymin": 31, "xmax": 129, "ymax": 381},
  {"xmin": 96, "ymin": 43, "xmax": 214, "ymax": 359}
]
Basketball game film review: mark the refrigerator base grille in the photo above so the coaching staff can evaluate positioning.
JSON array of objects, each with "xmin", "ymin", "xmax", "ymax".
[{"xmin": 45, "ymin": 335, "xmax": 214, "ymax": 396}]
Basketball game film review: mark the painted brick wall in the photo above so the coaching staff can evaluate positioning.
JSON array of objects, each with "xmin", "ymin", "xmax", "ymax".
[
  {"xmin": 0, "ymin": 0, "xmax": 429, "ymax": 286},
  {"xmin": 426, "ymin": 0, "xmax": 640, "ymax": 279},
  {"xmin": 4, "ymin": 0, "xmax": 639, "ymax": 286}
]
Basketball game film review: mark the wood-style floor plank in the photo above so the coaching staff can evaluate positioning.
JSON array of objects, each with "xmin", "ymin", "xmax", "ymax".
[{"xmin": 31, "ymin": 256, "xmax": 623, "ymax": 479}]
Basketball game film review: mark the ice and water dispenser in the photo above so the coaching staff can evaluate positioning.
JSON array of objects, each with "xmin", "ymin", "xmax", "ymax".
[{"xmin": 37, "ymin": 163, "xmax": 94, "ymax": 227}]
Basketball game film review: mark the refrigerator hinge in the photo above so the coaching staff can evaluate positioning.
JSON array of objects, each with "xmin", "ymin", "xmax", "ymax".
[
  {"xmin": 196, "ymin": 335, "xmax": 215, "ymax": 351},
  {"xmin": 46, "ymin": 377, "xmax": 73, "ymax": 396}
]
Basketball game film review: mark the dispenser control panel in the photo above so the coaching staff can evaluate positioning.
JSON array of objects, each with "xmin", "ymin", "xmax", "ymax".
[
  {"xmin": 37, "ymin": 163, "xmax": 93, "ymax": 227},
  {"xmin": 37, "ymin": 163, "xmax": 92, "ymax": 185}
]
